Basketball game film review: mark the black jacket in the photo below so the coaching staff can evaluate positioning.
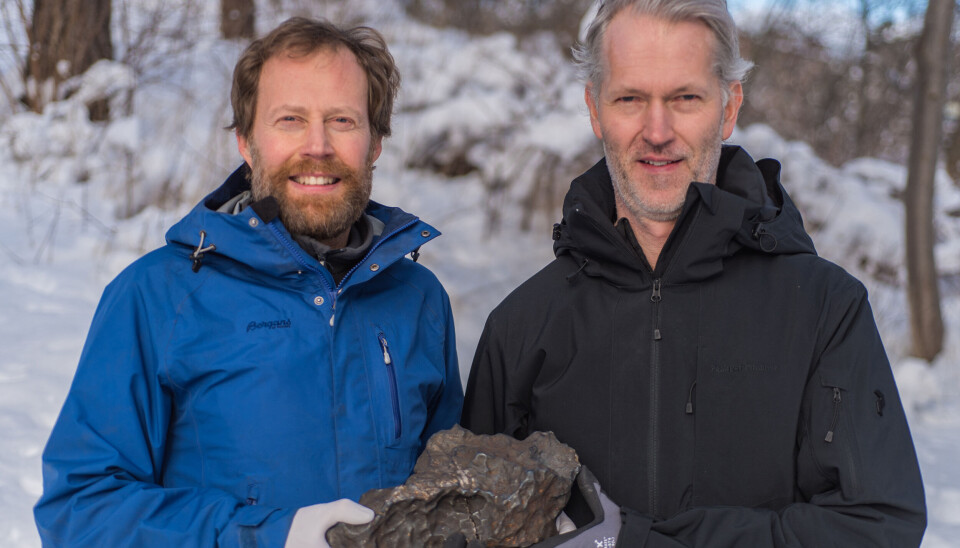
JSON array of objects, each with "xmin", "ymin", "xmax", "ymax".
[{"xmin": 461, "ymin": 146, "xmax": 926, "ymax": 546}]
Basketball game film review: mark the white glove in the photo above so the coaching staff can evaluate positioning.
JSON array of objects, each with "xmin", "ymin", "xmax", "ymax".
[
  {"xmin": 284, "ymin": 498, "xmax": 375, "ymax": 548},
  {"xmin": 556, "ymin": 511, "xmax": 576, "ymax": 534}
]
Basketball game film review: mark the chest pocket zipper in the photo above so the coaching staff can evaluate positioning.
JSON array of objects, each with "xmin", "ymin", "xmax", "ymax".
[
  {"xmin": 378, "ymin": 333, "xmax": 402, "ymax": 440},
  {"xmin": 820, "ymin": 383, "xmax": 861, "ymax": 492}
]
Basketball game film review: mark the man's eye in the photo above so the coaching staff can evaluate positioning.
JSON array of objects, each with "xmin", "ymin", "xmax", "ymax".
[
  {"xmin": 678, "ymin": 95, "xmax": 700, "ymax": 101},
  {"xmin": 617, "ymin": 96, "xmax": 638, "ymax": 103},
  {"xmin": 329, "ymin": 117, "xmax": 357, "ymax": 129}
]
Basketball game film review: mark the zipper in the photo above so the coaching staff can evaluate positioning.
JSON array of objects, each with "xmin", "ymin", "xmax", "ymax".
[
  {"xmin": 648, "ymin": 277, "xmax": 663, "ymax": 516},
  {"xmin": 378, "ymin": 333, "xmax": 402, "ymax": 440},
  {"xmin": 824, "ymin": 387, "xmax": 841, "ymax": 443},
  {"xmin": 821, "ymin": 385, "xmax": 860, "ymax": 491},
  {"xmin": 650, "ymin": 278, "xmax": 663, "ymax": 340}
]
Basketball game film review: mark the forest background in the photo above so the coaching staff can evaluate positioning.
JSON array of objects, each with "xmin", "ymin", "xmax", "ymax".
[{"xmin": 0, "ymin": 0, "xmax": 959, "ymax": 546}]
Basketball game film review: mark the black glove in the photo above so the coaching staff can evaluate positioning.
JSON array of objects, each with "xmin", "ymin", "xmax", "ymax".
[{"xmin": 532, "ymin": 466, "xmax": 622, "ymax": 548}]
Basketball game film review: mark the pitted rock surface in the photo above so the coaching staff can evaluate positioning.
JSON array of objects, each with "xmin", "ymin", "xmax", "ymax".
[{"xmin": 326, "ymin": 425, "xmax": 580, "ymax": 547}]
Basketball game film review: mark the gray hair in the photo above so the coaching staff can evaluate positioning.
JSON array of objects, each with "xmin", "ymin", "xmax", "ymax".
[{"xmin": 574, "ymin": 0, "xmax": 753, "ymax": 102}]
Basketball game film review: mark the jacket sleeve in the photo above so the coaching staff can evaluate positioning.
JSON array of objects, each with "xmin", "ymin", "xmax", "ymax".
[
  {"xmin": 419, "ymin": 287, "xmax": 464, "ymax": 450},
  {"xmin": 33, "ymin": 273, "xmax": 296, "ymax": 547},
  {"xmin": 461, "ymin": 314, "xmax": 522, "ymax": 438},
  {"xmin": 619, "ymin": 282, "xmax": 926, "ymax": 547}
]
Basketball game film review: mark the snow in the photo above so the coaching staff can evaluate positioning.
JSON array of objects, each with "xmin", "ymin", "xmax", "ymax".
[{"xmin": 1, "ymin": 3, "xmax": 959, "ymax": 546}]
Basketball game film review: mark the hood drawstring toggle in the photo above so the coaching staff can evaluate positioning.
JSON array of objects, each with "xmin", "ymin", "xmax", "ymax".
[
  {"xmin": 753, "ymin": 223, "xmax": 778, "ymax": 252},
  {"xmin": 190, "ymin": 230, "xmax": 216, "ymax": 273}
]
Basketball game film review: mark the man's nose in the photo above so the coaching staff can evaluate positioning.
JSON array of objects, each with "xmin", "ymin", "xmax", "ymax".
[
  {"xmin": 642, "ymin": 102, "xmax": 675, "ymax": 147},
  {"xmin": 302, "ymin": 123, "xmax": 335, "ymax": 158}
]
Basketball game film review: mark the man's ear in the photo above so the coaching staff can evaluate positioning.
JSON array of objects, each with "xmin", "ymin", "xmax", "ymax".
[
  {"xmin": 371, "ymin": 136, "xmax": 383, "ymax": 163},
  {"xmin": 237, "ymin": 132, "xmax": 253, "ymax": 166},
  {"xmin": 585, "ymin": 85, "xmax": 603, "ymax": 140},
  {"xmin": 721, "ymin": 81, "xmax": 743, "ymax": 140}
]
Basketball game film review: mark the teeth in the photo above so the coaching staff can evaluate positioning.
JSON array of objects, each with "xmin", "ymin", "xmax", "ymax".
[
  {"xmin": 295, "ymin": 176, "xmax": 336, "ymax": 186},
  {"xmin": 643, "ymin": 160, "xmax": 674, "ymax": 167}
]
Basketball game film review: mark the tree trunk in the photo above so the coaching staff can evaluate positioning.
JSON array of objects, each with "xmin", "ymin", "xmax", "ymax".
[
  {"xmin": 945, "ymin": 118, "xmax": 960, "ymax": 184},
  {"xmin": 221, "ymin": 0, "xmax": 255, "ymax": 40},
  {"xmin": 904, "ymin": 0, "xmax": 952, "ymax": 362},
  {"xmin": 25, "ymin": 0, "xmax": 113, "ymax": 121}
]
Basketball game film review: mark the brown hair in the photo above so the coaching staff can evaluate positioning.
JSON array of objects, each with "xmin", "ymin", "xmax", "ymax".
[{"xmin": 229, "ymin": 16, "xmax": 400, "ymax": 140}]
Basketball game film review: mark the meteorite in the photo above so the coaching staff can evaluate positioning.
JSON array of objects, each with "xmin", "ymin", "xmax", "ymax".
[{"xmin": 326, "ymin": 425, "xmax": 580, "ymax": 547}]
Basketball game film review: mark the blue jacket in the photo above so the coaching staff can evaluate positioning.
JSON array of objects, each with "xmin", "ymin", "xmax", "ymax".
[{"xmin": 35, "ymin": 167, "xmax": 463, "ymax": 546}]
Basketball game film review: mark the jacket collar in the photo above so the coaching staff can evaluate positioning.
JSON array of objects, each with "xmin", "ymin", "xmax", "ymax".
[
  {"xmin": 553, "ymin": 145, "xmax": 817, "ymax": 287},
  {"xmin": 165, "ymin": 165, "xmax": 439, "ymax": 284}
]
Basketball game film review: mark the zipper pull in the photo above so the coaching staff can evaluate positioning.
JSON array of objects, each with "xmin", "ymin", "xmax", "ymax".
[
  {"xmin": 378, "ymin": 334, "xmax": 392, "ymax": 365},
  {"xmin": 651, "ymin": 278, "xmax": 663, "ymax": 340},
  {"xmin": 825, "ymin": 387, "xmax": 841, "ymax": 443},
  {"xmin": 685, "ymin": 381, "xmax": 697, "ymax": 415}
]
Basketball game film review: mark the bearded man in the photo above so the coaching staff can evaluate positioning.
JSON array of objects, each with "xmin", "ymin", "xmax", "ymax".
[{"xmin": 35, "ymin": 17, "xmax": 462, "ymax": 548}]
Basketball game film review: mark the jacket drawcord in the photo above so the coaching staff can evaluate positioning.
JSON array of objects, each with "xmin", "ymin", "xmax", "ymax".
[
  {"xmin": 753, "ymin": 223, "xmax": 778, "ymax": 252},
  {"xmin": 190, "ymin": 231, "xmax": 216, "ymax": 273},
  {"xmin": 410, "ymin": 246, "xmax": 421, "ymax": 263},
  {"xmin": 565, "ymin": 259, "xmax": 589, "ymax": 283},
  {"xmin": 685, "ymin": 380, "xmax": 697, "ymax": 415}
]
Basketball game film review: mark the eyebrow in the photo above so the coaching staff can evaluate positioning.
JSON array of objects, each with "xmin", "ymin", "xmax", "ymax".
[
  {"xmin": 266, "ymin": 104, "xmax": 309, "ymax": 117},
  {"xmin": 265, "ymin": 104, "xmax": 364, "ymax": 119},
  {"xmin": 606, "ymin": 83, "xmax": 710, "ymax": 99}
]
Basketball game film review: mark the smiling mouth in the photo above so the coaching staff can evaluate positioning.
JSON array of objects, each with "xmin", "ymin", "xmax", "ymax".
[
  {"xmin": 292, "ymin": 175, "xmax": 339, "ymax": 186},
  {"xmin": 640, "ymin": 159, "xmax": 680, "ymax": 167}
]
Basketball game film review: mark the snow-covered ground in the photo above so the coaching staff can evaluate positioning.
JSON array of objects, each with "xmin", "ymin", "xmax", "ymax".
[{"xmin": 1, "ymin": 2, "xmax": 958, "ymax": 546}]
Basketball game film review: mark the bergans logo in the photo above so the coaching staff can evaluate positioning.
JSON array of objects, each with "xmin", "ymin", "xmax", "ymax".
[
  {"xmin": 246, "ymin": 319, "xmax": 292, "ymax": 332},
  {"xmin": 710, "ymin": 363, "xmax": 776, "ymax": 374}
]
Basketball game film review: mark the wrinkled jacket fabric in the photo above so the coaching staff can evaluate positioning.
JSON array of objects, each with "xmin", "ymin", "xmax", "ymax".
[
  {"xmin": 35, "ymin": 167, "xmax": 463, "ymax": 547},
  {"xmin": 462, "ymin": 147, "xmax": 926, "ymax": 546}
]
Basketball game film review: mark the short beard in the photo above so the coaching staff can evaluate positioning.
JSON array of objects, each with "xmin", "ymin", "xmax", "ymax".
[
  {"xmin": 248, "ymin": 145, "xmax": 375, "ymax": 243},
  {"xmin": 604, "ymin": 118, "xmax": 725, "ymax": 225},
  {"xmin": 604, "ymin": 141, "xmax": 684, "ymax": 223}
]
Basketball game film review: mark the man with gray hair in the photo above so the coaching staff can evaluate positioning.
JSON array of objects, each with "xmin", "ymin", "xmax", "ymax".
[{"xmin": 461, "ymin": 0, "xmax": 926, "ymax": 545}]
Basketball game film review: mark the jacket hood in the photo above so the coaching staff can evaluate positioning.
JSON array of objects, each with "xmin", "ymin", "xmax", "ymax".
[
  {"xmin": 553, "ymin": 145, "xmax": 816, "ymax": 287},
  {"xmin": 164, "ymin": 165, "xmax": 438, "ymax": 282}
]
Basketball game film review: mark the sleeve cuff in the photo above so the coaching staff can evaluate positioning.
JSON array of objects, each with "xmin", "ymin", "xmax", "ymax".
[{"xmin": 617, "ymin": 507, "xmax": 652, "ymax": 547}]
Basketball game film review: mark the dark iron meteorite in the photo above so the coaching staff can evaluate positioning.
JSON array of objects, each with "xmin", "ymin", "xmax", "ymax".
[{"xmin": 326, "ymin": 425, "xmax": 580, "ymax": 547}]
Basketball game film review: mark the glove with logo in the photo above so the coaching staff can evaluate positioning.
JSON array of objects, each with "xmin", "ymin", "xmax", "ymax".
[
  {"xmin": 532, "ymin": 466, "xmax": 622, "ymax": 548},
  {"xmin": 440, "ymin": 466, "xmax": 620, "ymax": 548},
  {"xmin": 284, "ymin": 498, "xmax": 375, "ymax": 548}
]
